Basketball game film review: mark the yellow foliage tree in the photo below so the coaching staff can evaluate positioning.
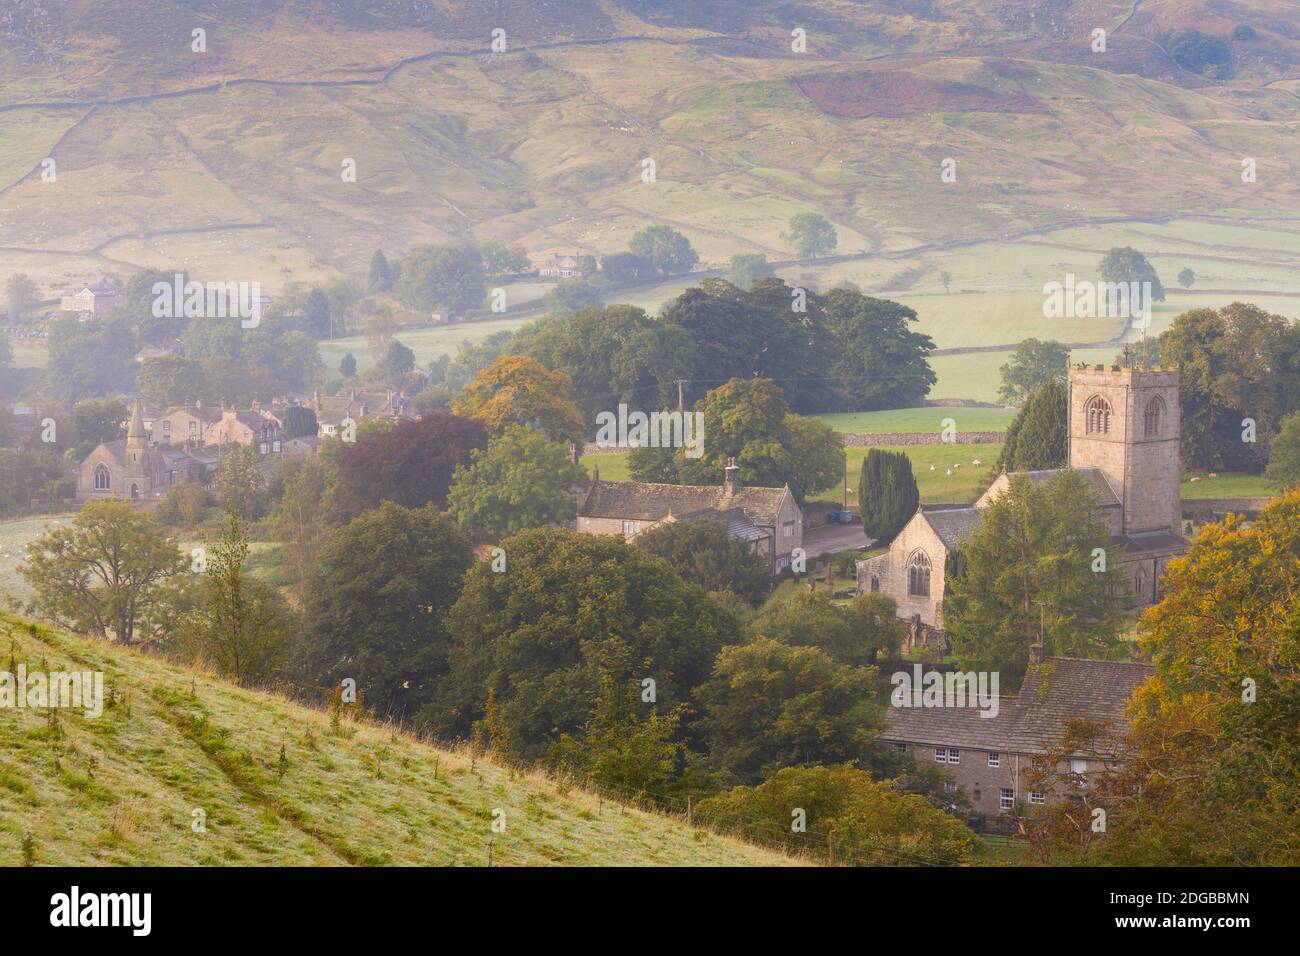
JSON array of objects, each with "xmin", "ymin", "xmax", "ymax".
[{"xmin": 453, "ymin": 354, "xmax": 585, "ymax": 447}]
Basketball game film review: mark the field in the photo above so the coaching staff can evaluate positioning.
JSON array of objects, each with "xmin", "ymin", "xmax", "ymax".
[
  {"xmin": 0, "ymin": 614, "xmax": 794, "ymax": 866},
  {"xmin": 0, "ymin": 513, "xmax": 75, "ymax": 605},
  {"xmin": 817, "ymin": 407, "xmax": 1015, "ymax": 434}
]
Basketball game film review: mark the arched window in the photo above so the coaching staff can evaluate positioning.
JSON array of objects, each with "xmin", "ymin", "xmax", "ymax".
[
  {"xmin": 1143, "ymin": 396, "xmax": 1165, "ymax": 437},
  {"xmin": 1084, "ymin": 395, "xmax": 1112, "ymax": 435},
  {"xmin": 93, "ymin": 464, "xmax": 110, "ymax": 491},
  {"xmin": 907, "ymin": 551, "xmax": 932, "ymax": 597}
]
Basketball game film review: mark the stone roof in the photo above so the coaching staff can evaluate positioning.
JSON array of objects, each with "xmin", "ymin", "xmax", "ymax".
[
  {"xmin": 1111, "ymin": 530, "xmax": 1190, "ymax": 554},
  {"xmin": 1006, "ymin": 467, "xmax": 1122, "ymax": 508},
  {"xmin": 580, "ymin": 479, "xmax": 790, "ymax": 529},
  {"xmin": 921, "ymin": 507, "xmax": 983, "ymax": 549},
  {"xmin": 880, "ymin": 657, "xmax": 1155, "ymax": 757},
  {"xmin": 675, "ymin": 505, "xmax": 771, "ymax": 542}
]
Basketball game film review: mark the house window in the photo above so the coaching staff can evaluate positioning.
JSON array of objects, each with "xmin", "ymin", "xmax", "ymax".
[
  {"xmin": 987, "ymin": 752, "xmax": 1000, "ymax": 768},
  {"xmin": 907, "ymin": 551, "xmax": 931, "ymax": 597},
  {"xmin": 934, "ymin": 747, "xmax": 959, "ymax": 765},
  {"xmin": 944, "ymin": 782, "xmax": 958, "ymax": 793},
  {"xmin": 870, "ymin": 575, "xmax": 880, "ymax": 593},
  {"xmin": 1070, "ymin": 758, "xmax": 1088, "ymax": 775},
  {"xmin": 162, "ymin": 421, "xmax": 171, "ymax": 436},
  {"xmin": 999, "ymin": 788, "xmax": 1014, "ymax": 810},
  {"xmin": 1028, "ymin": 791, "xmax": 1046, "ymax": 806},
  {"xmin": 93, "ymin": 464, "xmax": 110, "ymax": 491},
  {"xmin": 621, "ymin": 520, "xmax": 639, "ymax": 535},
  {"xmin": 782, "ymin": 520, "xmax": 795, "ymax": 538},
  {"xmin": 259, "ymin": 442, "xmax": 269, "ymax": 455},
  {"xmin": 1143, "ymin": 396, "xmax": 1165, "ymax": 436},
  {"xmin": 1084, "ymin": 395, "xmax": 1113, "ymax": 435},
  {"xmin": 894, "ymin": 742, "xmax": 907, "ymax": 754}
]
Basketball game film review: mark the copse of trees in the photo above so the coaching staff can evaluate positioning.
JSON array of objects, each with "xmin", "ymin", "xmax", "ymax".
[
  {"xmin": 332, "ymin": 411, "xmax": 488, "ymax": 522},
  {"xmin": 293, "ymin": 502, "xmax": 474, "ymax": 721},
  {"xmin": 857, "ymin": 448, "xmax": 918, "ymax": 545},
  {"xmin": 632, "ymin": 518, "xmax": 773, "ymax": 607},
  {"xmin": 628, "ymin": 225, "xmax": 698, "ymax": 275},
  {"xmin": 746, "ymin": 591, "xmax": 906, "ymax": 668},
  {"xmin": 396, "ymin": 243, "xmax": 485, "ymax": 316},
  {"xmin": 1266, "ymin": 412, "xmax": 1300, "ymax": 490},
  {"xmin": 425, "ymin": 528, "xmax": 741, "ymax": 760}
]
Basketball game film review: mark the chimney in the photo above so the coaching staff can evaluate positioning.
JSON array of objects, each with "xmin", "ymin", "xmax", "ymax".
[
  {"xmin": 568, "ymin": 442, "xmax": 578, "ymax": 466},
  {"xmin": 724, "ymin": 457, "xmax": 739, "ymax": 496},
  {"xmin": 1029, "ymin": 638, "xmax": 1045, "ymax": 666}
]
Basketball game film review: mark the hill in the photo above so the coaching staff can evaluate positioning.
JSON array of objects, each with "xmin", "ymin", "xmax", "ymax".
[{"xmin": 0, "ymin": 614, "xmax": 794, "ymax": 866}]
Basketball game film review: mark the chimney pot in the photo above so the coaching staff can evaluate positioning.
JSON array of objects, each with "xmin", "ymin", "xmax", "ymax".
[{"xmin": 724, "ymin": 456, "xmax": 739, "ymax": 496}]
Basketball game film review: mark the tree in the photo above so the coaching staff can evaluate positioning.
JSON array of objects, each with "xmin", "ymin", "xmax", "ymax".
[
  {"xmin": 1098, "ymin": 246, "xmax": 1165, "ymax": 301},
  {"xmin": 1114, "ymin": 337, "xmax": 1162, "ymax": 368},
  {"xmin": 397, "ymin": 244, "xmax": 486, "ymax": 317},
  {"xmin": 272, "ymin": 455, "xmax": 331, "ymax": 596},
  {"xmin": 70, "ymin": 397, "xmax": 129, "ymax": 458},
  {"xmin": 785, "ymin": 415, "xmax": 846, "ymax": 507},
  {"xmin": 479, "ymin": 241, "xmax": 531, "ymax": 277},
  {"xmin": 1025, "ymin": 491, "xmax": 1300, "ymax": 865},
  {"xmin": 1266, "ymin": 412, "xmax": 1300, "ymax": 491},
  {"xmin": 368, "ymin": 250, "xmax": 394, "ymax": 292},
  {"xmin": 823, "ymin": 288, "xmax": 935, "ymax": 411},
  {"xmin": 542, "ymin": 278, "xmax": 607, "ymax": 315},
  {"xmin": 0, "ymin": 449, "xmax": 67, "ymax": 516},
  {"xmin": 377, "ymin": 340, "xmax": 416, "ymax": 381},
  {"xmin": 996, "ymin": 378, "xmax": 1068, "ymax": 473},
  {"xmin": 19, "ymin": 499, "xmax": 186, "ymax": 644},
  {"xmin": 6, "ymin": 274, "xmax": 39, "ymax": 323},
  {"xmin": 155, "ymin": 482, "xmax": 209, "ymax": 528},
  {"xmin": 339, "ymin": 352, "xmax": 357, "ymax": 378},
  {"xmin": 699, "ymin": 640, "xmax": 881, "ymax": 783},
  {"xmin": 294, "ymin": 503, "xmax": 473, "ymax": 720},
  {"xmin": 134, "ymin": 356, "xmax": 206, "ymax": 410},
  {"xmin": 215, "ymin": 444, "xmax": 266, "ymax": 520},
  {"xmin": 304, "ymin": 288, "xmax": 332, "ymax": 339},
  {"xmin": 697, "ymin": 765, "xmax": 978, "ymax": 865},
  {"xmin": 942, "ymin": 470, "xmax": 1122, "ymax": 688},
  {"xmin": 46, "ymin": 316, "xmax": 136, "ymax": 403},
  {"xmin": 1159, "ymin": 302, "xmax": 1300, "ymax": 472},
  {"xmin": 629, "ymin": 225, "xmax": 698, "ymax": 275},
  {"xmin": 178, "ymin": 509, "xmax": 290, "ymax": 685},
  {"xmin": 633, "ymin": 518, "xmax": 772, "ymax": 607},
  {"xmin": 784, "ymin": 212, "xmax": 838, "ymax": 258},
  {"xmin": 453, "ymin": 354, "xmax": 585, "ymax": 447},
  {"xmin": 997, "ymin": 338, "xmax": 1070, "ymax": 406},
  {"xmin": 427, "ymin": 528, "xmax": 739, "ymax": 759},
  {"xmin": 727, "ymin": 253, "xmax": 774, "ymax": 291},
  {"xmin": 857, "ymin": 448, "xmax": 919, "ymax": 545},
  {"xmin": 747, "ymin": 591, "xmax": 905, "ymax": 668},
  {"xmin": 280, "ymin": 406, "xmax": 319, "ymax": 440},
  {"xmin": 322, "ymin": 278, "xmax": 359, "ymax": 336},
  {"xmin": 940, "ymin": 270, "xmax": 953, "ymax": 293},
  {"xmin": 332, "ymin": 412, "xmax": 487, "ymax": 521},
  {"xmin": 600, "ymin": 251, "xmax": 656, "ymax": 285},
  {"xmin": 447, "ymin": 425, "xmax": 586, "ymax": 539},
  {"xmin": 1178, "ymin": 267, "xmax": 1196, "ymax": 289}
]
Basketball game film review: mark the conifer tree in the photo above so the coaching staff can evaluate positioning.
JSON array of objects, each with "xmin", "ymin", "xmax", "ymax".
[{"xmin": 857, "ymin": 448, "xmax": 919, "ymax": 544}]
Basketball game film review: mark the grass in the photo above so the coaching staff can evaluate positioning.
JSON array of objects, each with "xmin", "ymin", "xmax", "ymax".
[
  {"xmin": 0, "ymin": 614, "xmax": 795, "ymax": 867},
  {"xmin": 0, "ymin": 513, "xmax": 76, "ymax": 605},
  {"xmin": 817, "ymin": 407, "xmax": 1015, "ymax": 434},
  {"xmin": 1179, "ymin": 473, "xmax": 1276, "ymax": 500},
  {"xmin": 318, "ymin": 315, "xmax": 538, "ymax": 374}
]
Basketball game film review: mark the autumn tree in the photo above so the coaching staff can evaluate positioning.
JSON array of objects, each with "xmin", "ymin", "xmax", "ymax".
[
  {"xmin": 331, "ymin": 411, "xmax": 487, "ymax": 522},
  {"xmin": 942, "ymin": 470, "xmax": 1122, "ymax": 688},
  {"xmin": 20, "ymin": 499, "xmax": 186, "ymax": 644},
  {"xmin": 453, "ymin": 354, "xmax": 585, "ymax": 447}
]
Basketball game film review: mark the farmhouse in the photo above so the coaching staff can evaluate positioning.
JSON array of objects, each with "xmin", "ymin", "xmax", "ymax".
[
  {"xmin": 882, "ymin": 651, "xmax": 1154, "ymax": 822},
  {"xmin": 539, "ymin": 254, "xmax": 581, "ymax": 278},
  {"xmin": 576, "ymin": 458, "xmax": 803, "ymax": 572},
  {"xmin": 859, "ymin": 365, "xmax": 1189, "ymax": 650},
  {"xmin": 59, "ymin": 280, "xmax": 120, "ymax": 317},
  {"xmin": 77, "ymin": 400, "xmax": 218, "ymax": 501}
]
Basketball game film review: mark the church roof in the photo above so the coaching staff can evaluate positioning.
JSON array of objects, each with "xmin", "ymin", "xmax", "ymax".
[
  {"xmin": 1003, "ymin": 467, "xmax": 1122, "ymax": 508},
  {"xmin": 580, "ymin": 479, "xmax": 790, "ymax": 528},
  {"xmin": 1111, "ymin": 530, "xmax": 1189, "ymax": 554},
  {"xmin": 920, "ymin": 507, "xmax": 983, "ymax": 549},
  {"xmin": 880, "ymin": 657, "xmax": 1155, "ymax": 756}
]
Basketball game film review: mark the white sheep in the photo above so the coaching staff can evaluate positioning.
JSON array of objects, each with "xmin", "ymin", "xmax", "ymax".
[
  {"xmin": 945, "ymin": 468, "xmax": 953, "ymax": 476},
  {"xmin": 972, "ymin": 459, "xmax": 982, "ymax": 466}
]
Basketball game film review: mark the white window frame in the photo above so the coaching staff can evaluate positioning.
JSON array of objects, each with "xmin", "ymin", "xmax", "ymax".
[
  {"xmin": 987, "ymin": 752, "xmax": 1000, "ymax": 768},
  {"xmin": 1070, "ymin": 758, "xmax": 1088, "ymax": 775},
  {"xmin": 999, "ymin": 788, "xmax": 1014, "ymax": 810},
  {"xmin": 1028, "ymin": 791, "xmax": 1046, "ymax": 806}
]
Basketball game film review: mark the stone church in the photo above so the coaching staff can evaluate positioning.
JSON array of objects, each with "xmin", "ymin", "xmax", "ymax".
[
  {"xmin": 77, "ymin": 400, "xmax": 218, "ymax": 502},
  {"xmin": 858, "ymin": 364, "xmax": 1189, "ymax": 649}
]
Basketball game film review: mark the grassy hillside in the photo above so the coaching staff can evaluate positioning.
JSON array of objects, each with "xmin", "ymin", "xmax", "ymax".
[{"xmin": 0, "ymin": 614, "xmax": 794, "ymax": 866}]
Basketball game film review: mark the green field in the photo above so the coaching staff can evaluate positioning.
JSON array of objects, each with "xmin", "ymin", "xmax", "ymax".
[
  {"xmin": 0, "ymin": 514, "xmax": 75, "ymax": 605},
  {"xmin": 318, "ymin": 315, "xmax": 539, "ymax": 374},
  {"xmin": 1179, "ymin": 473, "xmax": 1276, "ymax": 500},
  {"xmin": 817, "ymin": 407, "xmax": 1015, "ymax": 434},
  {"xmin": 0, "ymin": 614, "xmax": 793, "ymax": 866}
]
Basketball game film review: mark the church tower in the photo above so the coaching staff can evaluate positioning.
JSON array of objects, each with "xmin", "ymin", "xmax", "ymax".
[
  {"xmin": 123, "ymin": 398, "xmax": 150, "ymax": 499},
  {"xmin": 1067, "ymin": 364, "xmax": 1181, "ymax": 536}
]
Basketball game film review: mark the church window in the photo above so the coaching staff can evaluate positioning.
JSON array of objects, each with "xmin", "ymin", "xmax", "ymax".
[
  {"xmin": 1084, "ymin": 396, "xmax": 1112, "ymax": 434},
  {"xmin": 1143, "ymin": 396, "xmax": 1165, "ymax": 436},
  {"xmin": 93, "ymin": 464, "xmax": 110, "ymax": 491},
  {"xmin": 907, "ymin": 551, "xmax": 931, "ymax": 597}
]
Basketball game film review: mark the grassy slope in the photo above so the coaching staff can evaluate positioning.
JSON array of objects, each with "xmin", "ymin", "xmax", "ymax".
[{"xmin": 0, "ymin": 615, "xmax": 793, "ymax": 866}]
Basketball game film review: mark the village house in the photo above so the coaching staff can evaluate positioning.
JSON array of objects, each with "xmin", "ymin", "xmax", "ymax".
[
  {"xmin": 881, "ymin": 650, "xmax": 1154, "ymax": 825},
  {"xmin": 206, "ymin": 406, "xmax": 284, "ymax": 455},
  {"xmin": 859, "ymin": 365, "xmax": 1189, "ymax": 651},
  {"xmin": 576, "ymin": 458, "xmax": 803, "ymax": 573},
  {"xmin": 282, "ymin": 435, "xmax": 321, "ymax": 457},
  {"xmin": 538, "ymin": 254, "xmax": 582, "ymax": 279},
  {"xmin": 312, "ymin": 388, "xmax": 415, "ymax": 437},
  {"xmin": 77, "ymin": 400, "xmax": 219, "ymax": 501},
  {"xmin": 60, "ymin": 280, "xmax": 120, "ymax": 317},
  {"xmin": 154, "ymin": 403, "xmax": 223, "ymax": 447}
]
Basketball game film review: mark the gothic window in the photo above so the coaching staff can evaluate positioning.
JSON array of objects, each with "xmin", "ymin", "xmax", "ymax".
[
  {"xmin": 1143, "ymin": 396, "xmax": 1165, "ymax": 436},
  {"xmin": 1084, "ymin": 396, "xmax": 1112, "ymax": 435},
  {"xmin": 93, "ymin": 464, "xmax": 110, "ymax": 491},
  {"xmin": 907, "ymin": 551, "xmax": 932, "ymax": 597}
]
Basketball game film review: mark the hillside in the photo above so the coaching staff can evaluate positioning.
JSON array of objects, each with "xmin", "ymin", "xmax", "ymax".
[
  {"xmin": 2, "ymin": 0, "xmax": 1298, "ymax": 296},
  {"xmin": 0, "ymin": 614, "xmax": 794, "ymax": 866}
]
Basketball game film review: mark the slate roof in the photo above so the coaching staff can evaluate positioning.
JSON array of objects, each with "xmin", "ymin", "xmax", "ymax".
[
  {"xmin": 580, "ymin": 479, "xmax": 790, "ymax": 529},
  {"xmin": 676, "ymin": 505, "xmax": 771, "ymax": 542},
  {"xmin": 880, "ymin": 657, "xmax": 1155, "ymax": 757},
  {"xmin": 1111, "ymin": 530, "xmax": 1190, "ymax": 554},
  {"xmin": 1005, "ymin": 467, "xmax": 1122, "ymax": 508},
  {"xmin": 920, "ymin": 507, "xmax": 983, "ymax": 549}
]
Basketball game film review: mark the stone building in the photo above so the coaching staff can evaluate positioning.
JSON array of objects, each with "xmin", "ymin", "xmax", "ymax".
[
  {"xmin": 881, "ymin": 653, "xmax": 1154, "ymax": 823},
  {"xmin": 858, "ymin": 365, "xmax": 1188, "ymax": 649},
  {"xmin": 206, "ymin": 408, "xmax": 283, "ymax": 455},
  {"xmin": 576, "ymin": 458, "xmax": 803, "ymax": 572},
  {"xmin": 60, "ymin": 280, "xmax": 120, "ymax": 317},
  {"xmin": 77, "ymin": 400, "xmax": 218, "ymax": 501}
]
